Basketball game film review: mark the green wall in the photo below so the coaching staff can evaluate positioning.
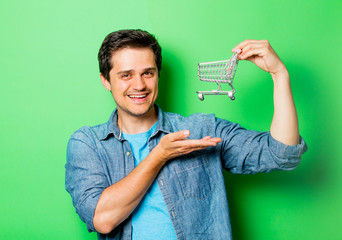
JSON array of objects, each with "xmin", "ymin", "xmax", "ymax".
[{"xmin": 1, "ymin": 0, "xmax": 341, "ymax": 239}]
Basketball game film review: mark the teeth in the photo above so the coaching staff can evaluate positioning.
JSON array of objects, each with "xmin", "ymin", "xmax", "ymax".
[{"xmin": 129, "ymin": 94, "xmax": 147, "ymax": 98}]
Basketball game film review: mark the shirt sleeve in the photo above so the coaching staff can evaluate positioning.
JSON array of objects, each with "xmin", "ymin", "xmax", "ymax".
[
  {"xmin": 215, "ymin": 117, "xmax": 308, "ymax": 174},
  {"xmin": 65, "ymin": 128, "xmax": 110, "ymax": 232}
]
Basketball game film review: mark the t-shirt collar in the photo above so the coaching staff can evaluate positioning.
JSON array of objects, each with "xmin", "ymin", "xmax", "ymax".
[{"xmin": 99, "ymin": 105, "xmax": 173, "ymax": 141}]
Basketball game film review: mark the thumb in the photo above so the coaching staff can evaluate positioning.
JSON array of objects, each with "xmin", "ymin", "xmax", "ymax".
[{"xmin": 168, "ymin": 130, "xmax": 190, "ymax": 142}]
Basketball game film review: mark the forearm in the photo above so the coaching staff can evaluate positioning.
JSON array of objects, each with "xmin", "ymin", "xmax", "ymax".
[
  {"xmin": 231, "ymin": 40, "xmax": 300, "ymax": 145},
  {"xmin": 270, "ymin": 67, "xmax": 300, "ymax": 145},
  {"xmin": 93, "ymin": 149, "xmax": 165, "ymax": 234}
]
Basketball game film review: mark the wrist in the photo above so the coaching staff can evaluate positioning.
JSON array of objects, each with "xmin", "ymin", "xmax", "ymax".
[
  {"xmin": 150, "ymin": 146, "xmax": 168, "ymax": 166},
  {"xmin": 271, "ymin": 65, "xmax": 289, "ymax": 84}
]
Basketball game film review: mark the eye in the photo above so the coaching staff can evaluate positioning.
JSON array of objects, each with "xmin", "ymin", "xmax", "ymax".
[
  {"xmin": 143, "ymin": 71, "xmax": 154, "ymax": 78},
  {"xmin": 121, "ymin": 73, "xmax": 131, "ymax": 79}
]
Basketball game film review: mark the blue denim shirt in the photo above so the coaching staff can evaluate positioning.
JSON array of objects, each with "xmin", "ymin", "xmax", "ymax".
[{"xmin": 65, "ymin": 106, "xmax": 307, "ymax": 240}]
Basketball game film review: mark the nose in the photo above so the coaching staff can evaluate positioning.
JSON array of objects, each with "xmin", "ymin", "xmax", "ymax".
[{"xmin": 132, "ymin": 75, "xmax": 146, "ymax": 90}]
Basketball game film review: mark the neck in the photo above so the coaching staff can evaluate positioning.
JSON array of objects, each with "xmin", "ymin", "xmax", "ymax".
[{"xmin": 117, "ymin": 107, "xmax": 158, "ymax": 134}]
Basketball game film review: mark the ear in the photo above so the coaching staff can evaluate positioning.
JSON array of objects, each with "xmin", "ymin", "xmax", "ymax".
[{"xmin": 100, "ymin": 73, "xmax": 112, "ymax": 91}]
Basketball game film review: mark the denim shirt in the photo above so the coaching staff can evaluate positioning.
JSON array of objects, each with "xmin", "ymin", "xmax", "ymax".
[{"xmin": 65, "ymin": 106, "xmax": 307, "ymax": 240}]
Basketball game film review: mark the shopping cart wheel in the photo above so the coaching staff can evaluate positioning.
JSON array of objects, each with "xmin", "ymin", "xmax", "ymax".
[
  {"xmin": 198, "ymin": 93, "xmax": 204, "ymax": 101},
  {"xmin": 228, "ymin": 91, "xmax": 235, "ymax": 100}
]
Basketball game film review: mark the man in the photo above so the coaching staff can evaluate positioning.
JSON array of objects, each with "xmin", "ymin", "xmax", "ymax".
[{"xmin": 65, "ymin": 29, "xmax": 307, "ymax": 240}]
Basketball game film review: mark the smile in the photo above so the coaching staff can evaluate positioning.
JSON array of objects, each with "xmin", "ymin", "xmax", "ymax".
[{"xmin": 127, "ymin": 93, "xmax": 149, "ymax": 99}]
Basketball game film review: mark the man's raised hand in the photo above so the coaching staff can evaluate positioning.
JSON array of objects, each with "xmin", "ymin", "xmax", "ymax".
[{"xmin": 232, "ymin": 39, "xmax": 287, "ymax": 77}]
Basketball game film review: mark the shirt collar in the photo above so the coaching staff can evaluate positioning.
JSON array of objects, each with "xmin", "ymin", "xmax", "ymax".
[{"xmin": 99, "ymin": 105, "xmax": 173, "ymax": 141}]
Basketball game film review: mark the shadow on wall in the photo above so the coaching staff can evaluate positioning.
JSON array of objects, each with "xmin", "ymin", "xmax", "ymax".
[
  {"xmin": 156, "ymin": 48, "xmax": 187, "ymax": 113},
  {"xmin": 156, "ymin": 59, "xmax": 172, "ymax": 111},
  {"xmin": 224, "ymin": 62, "xmax": 331, "ymax": 240}
]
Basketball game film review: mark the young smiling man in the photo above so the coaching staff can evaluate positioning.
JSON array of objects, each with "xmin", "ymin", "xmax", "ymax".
[
  {"xmin": 100, "ymin": 47, "xmax": 159, "ymax": 133},
  {"xmin": 65, "ymin": 29, "xmax": 307, "ymax": 240}
]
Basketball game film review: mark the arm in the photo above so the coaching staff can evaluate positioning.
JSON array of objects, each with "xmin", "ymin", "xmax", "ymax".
[
  {"xmin": 93, "ymin": 130, "xmax": 221, "ymax": 234},
  {"xmin": 232, "ymin": 40, "xmax": 299, "ymax": 145},
  {"xmin": 216, "ymin": 118, "xmax": 306, "ymax": 174}
]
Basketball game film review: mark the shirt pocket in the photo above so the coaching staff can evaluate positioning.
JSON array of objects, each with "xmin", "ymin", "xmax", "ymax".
[{"xmin": 175, "ymin": 151, "xmax": 215, "ymax": 200}]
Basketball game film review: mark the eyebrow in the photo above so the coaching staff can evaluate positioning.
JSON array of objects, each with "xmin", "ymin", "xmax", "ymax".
[
  {"xmin": 116, "ymin": 67, "xmax": 157, "ymax": 75},
  {"xmin": 143, "ymin": 67, "xmax": 157, "ymax": 72}
]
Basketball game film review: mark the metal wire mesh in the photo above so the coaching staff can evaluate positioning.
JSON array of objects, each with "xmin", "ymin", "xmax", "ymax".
[{"xmin": 198, "ymin": 52, "xmax": 239, "ymax": 83}]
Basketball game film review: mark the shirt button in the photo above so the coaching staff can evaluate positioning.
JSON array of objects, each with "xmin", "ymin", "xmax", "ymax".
[{"xmin": 126, "ymin": 152, "xmax": 130, "ymax": 156}]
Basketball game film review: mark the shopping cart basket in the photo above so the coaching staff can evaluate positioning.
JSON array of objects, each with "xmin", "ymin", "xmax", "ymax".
[{"xmin": 196, "ymin": 52, "xmax": 239, "ymax": 101}]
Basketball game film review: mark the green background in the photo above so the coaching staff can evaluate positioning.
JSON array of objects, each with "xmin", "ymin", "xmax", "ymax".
[{"xmin": 1, "ymin": 0, "xmax": 341, "ymax": 239}]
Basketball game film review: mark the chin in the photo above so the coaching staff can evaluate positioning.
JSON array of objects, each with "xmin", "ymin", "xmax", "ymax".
[{"xmin": 127, "ymin": 104, "xmax": 155, "ymax": 117}]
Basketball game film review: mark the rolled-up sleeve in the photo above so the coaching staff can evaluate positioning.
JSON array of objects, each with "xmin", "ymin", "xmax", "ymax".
[
  {"xmin": 215, "ymin": 117, "xmax": 308, "ymax": 174},
  {"xmin": 65, "ymin": 128, "xmax": 109, "ymax": 232}
]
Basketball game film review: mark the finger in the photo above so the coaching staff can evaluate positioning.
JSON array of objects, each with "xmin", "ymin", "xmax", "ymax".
[
  {"xmin": 232, "ymin": 39, "xmax": 263, "ymax": 53},
  {"xmin": 190, "ymin": 139, "xmax": 222, "ymax": 151},
  {"xmin": 180, "ymin": 139, "xmax": 220, "ymax": 149},
  {"xmin": 239, "ymin": 47, "xmax": 266, "ymax": 61},
  {"xmin": 201, "ymin": 136, "xmax": 212, "ymax": 140},
  {"xmin": 208, "ymin": 137, "xmax": 222, "ymax": 143},
  {"xmin": 240, "ymin": 42, "xmax": 266, "ymax": 54},
  {"xmin": 238, "ymin": 42, "xmax": 268, "ymax": 60},
  {"xmin": 201, "ymin": 137, "xmax": 222, "ymax": 144},
  {"xmin": 172, "ymin": 138, "xmax": 222, "ymax": 157},
  {"xmin": 233, "ymin": 48, "xmax": 242, "ymax": 54},
  {"xmin": 200, "ymin": 137, "xmax": 222, "ymax": 143},
  {"xmin": 185, "ymin": 143, "xmax": 219, "ymax": 153},
  {"xmin": 167, "ymin": 130, "xmax": 190, "ymax": 142}
]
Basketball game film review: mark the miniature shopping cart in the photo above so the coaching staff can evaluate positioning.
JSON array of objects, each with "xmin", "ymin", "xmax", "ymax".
[{"xmin": 196, "ymin": 52, "xmax": 239, "ymax": 101}]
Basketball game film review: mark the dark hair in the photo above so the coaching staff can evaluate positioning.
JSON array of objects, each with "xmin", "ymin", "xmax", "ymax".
[{"xmin": 98, "ymin": 29, "xmax": 162, "ymax": 80}]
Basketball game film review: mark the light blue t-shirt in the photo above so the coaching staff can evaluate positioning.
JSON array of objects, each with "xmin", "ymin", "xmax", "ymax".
[{"xmin": 122, "ymin": 121, "xmax": 177, "ymax": 240}]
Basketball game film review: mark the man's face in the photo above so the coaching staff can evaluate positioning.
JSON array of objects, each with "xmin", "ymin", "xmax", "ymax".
[{"xmin": 101, "ymin": 47, "xmax": 159, "ymax": 119}]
